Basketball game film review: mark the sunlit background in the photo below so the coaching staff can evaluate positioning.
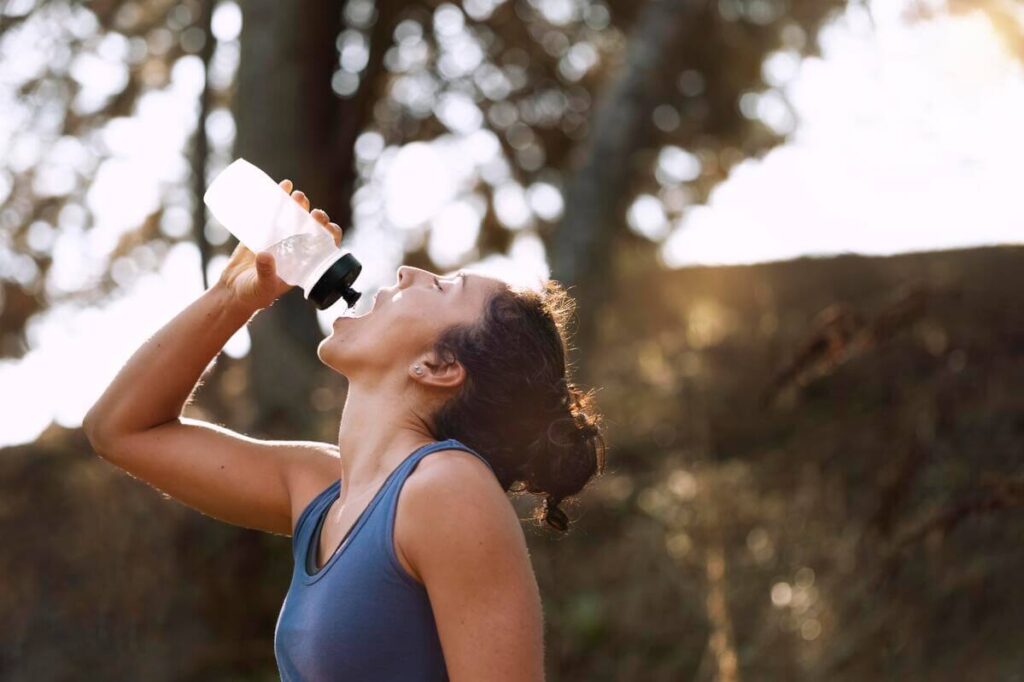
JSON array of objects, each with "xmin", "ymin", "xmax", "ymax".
[
  {"xmin": 3, "ymin": 1, "xmax": 1024, "ymax": 679},
  {"xmin": 1, "ymin": 0, "xmax": 1021, "ymax": 448}
]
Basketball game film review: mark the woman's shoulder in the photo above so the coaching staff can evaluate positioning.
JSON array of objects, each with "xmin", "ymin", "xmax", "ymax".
[
  {"xmin": 400, "ymin": 446, "xmax": 518, "ymax": 537},
  {"xmin": 396, "ymin": 446, "xmax": 526, "ymax": 580}
]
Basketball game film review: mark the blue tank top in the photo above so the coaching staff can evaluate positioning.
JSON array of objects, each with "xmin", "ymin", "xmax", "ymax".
[{"xmin": 274, "ymin": 438, "xmax": 497, "ymax": 682}]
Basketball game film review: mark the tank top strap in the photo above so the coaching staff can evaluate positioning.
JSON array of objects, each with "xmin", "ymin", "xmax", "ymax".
[
  {"xmin": 432, "ymin": 438, "xmax": 496, "ymax": 477},
  {"xmin": 384, "ymin": 438, "xmax": 495, "ymax": 490},
  {"xmin": 291, "ymin": 478, "xmax": 340, "ymax": 562}
]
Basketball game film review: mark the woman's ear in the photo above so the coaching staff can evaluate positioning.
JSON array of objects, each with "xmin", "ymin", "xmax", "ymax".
[{"xmin": 409, "ymin": 352, "xmax": 466, "ymax": 390}]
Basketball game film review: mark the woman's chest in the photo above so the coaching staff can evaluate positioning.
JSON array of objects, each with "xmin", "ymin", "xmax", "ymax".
[{"xmin": 276, "ymin": 569, "xmax": 446, "ymax": 680}]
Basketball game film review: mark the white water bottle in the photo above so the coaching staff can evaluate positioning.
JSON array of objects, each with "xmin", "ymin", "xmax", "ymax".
[{"xmin": 203, "ymin": 158, "xmax": 362, "ymax": 310}]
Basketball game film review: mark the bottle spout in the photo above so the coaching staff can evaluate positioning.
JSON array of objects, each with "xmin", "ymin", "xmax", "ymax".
[
  {"xmin": 340, "ymin": 287, "xmax": 362, "ymax": 308},
  {"xmin": 309, "ymin": 252, "xmax": 363, "ymax": 310}
]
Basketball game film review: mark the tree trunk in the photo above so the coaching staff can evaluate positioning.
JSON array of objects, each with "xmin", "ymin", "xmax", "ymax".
[
  {"xmin": 233, "ymin": 0, "xmax": 346, "ymax": 439},
  {"xmin": 552, "ymin": 0, "xmax": 695, "ymax": 383}
]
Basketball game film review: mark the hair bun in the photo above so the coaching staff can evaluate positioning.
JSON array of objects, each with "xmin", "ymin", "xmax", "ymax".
[
  {"xmin": 426, "ymin": 279, "xmax": 606, "ymax": 535},
  {"xmin": 545, "ymin": 414, "xmax": 579, "ymax": 448}
]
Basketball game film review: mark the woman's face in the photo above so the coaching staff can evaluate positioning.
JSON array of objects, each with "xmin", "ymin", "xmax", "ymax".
[{"xmin": 317, "ymin": 265, "xmax": 507, "ymax": 379}]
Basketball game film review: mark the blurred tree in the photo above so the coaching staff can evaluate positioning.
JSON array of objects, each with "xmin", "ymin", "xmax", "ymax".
[
  {"xmin": 233, "ymin": 0, "xmax": 345, "ymax": 437},
  {"xmin": 553, "ymin": 0, "xmax": 845, "ymax": 378},
  {"xmin": 1, "ymin": 0, "xmax": 851, "ymax": 375}
]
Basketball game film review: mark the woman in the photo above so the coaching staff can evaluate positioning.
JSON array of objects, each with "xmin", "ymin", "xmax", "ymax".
[{"xmin": 84, "ymin": 179, "xmax": 606, "ymax": 681}]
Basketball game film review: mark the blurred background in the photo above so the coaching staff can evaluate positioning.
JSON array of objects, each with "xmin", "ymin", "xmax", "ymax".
[{"xmin": 1, "ymin": 0, "xmax": 1023, "ymax": 679}]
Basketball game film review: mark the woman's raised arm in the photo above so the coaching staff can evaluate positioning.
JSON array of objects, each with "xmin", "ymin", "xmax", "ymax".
[{"xmin": 83, "ymin": 181, "xmax": 344, "ymax": 536}]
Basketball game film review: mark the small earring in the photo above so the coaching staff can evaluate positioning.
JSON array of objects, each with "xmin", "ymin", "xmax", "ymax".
[{"xmin": 413, "ymin": 364, "xmax": 423, "ymax": 375}]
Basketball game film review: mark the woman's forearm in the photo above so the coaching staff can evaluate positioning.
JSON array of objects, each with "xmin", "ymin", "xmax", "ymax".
[{"xmin": 84, "ymin": 281, "xmax": 258, "ymax": 440}]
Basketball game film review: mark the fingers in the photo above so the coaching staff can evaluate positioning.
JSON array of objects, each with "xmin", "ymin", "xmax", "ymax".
[
  {"xmin": 290, "ymin": 189, "xmax": 311, "ymax": 211},
  {"xmin": 278, "ymin": 182, "xmax": 342, "ymax": 246},
  {"xmin": 312, "ymin": 209, "xmax": 344, "ymax": 246},
  {"xmin": 280, "ymin": 180, "xmax": 311, "ymax": 214},
  {"xmin": 327, "ymin": 221, "xmax": 343, "ymax": 247}
]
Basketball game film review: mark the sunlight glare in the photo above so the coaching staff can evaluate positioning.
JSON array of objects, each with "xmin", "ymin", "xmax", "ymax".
[
  {"xmin": 428, "ymin": 199, "xmax": 483, "ymax": 267},
  {"xmin": 381, "ymin": 142, "xmax": 457, "ymax": 228},
  {"xmin": 0, "ymin": 242, "xmax": 251, "ymax": 446},
  {"xmin": 661, "ymin": 0, "xmax": 1024, "ymax": 268}
]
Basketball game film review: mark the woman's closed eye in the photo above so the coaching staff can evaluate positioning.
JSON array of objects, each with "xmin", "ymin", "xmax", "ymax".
[{"xmin": 433, "ymin": 276, "xmax": 444, "ymax": 292}]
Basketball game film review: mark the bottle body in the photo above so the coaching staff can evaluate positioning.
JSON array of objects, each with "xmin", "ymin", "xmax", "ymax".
[
  {"xmin": 263, "ymin": 231, "xmax": 340, "ymax": 294},
  {"xmin": 203, "ymin": 158, "xmax": 362, "ymax": 309}
]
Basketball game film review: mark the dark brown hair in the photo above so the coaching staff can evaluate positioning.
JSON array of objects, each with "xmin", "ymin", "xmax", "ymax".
[{"xmin": 429, "ymin": 279, "xmax": 606, "ymax": 533}]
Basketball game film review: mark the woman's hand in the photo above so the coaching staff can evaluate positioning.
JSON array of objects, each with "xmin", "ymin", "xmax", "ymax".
[{"xmin": 217, "ymin": 179, "xmax": 344, "ymax": 313}]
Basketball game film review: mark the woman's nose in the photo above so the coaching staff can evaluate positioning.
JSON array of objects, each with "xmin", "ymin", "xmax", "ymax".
[{"xmin": 397, "ymin": 266, "xmax": 426, "ymax": 288}]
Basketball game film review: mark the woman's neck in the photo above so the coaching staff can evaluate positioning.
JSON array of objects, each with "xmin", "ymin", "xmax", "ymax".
[{"xmin": 333, "ymin": 377, "xmax": 437, "ymax": 504}]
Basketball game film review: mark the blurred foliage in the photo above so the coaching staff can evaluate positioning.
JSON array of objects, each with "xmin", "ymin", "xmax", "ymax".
[
  {"xmin": 3, "ymin": 245, "xmax": 1023, "ymax": 679},
  {"xmin": 0, "ymin": 0, "xmax": 855, "ymax": 361},
  {"xmin": 4, "ymin": 0, "xmax": 1024, "ymax": 679}
]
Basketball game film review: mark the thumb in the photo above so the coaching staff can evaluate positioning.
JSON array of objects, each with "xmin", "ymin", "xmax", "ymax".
[{"xmin": 255, "ymin": 251, "xmax": 275, "ymax": 278}]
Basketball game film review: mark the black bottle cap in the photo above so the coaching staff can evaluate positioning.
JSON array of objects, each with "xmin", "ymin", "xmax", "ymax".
[{"xmin": 308, "ymin": 252, "xmax": 362, "ymax": 310}]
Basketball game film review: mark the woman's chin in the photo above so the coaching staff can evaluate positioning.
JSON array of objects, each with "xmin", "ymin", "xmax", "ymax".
[
  {"xmin": 316, "ymin": 342, "xmax": 346, "ymax": 372},
  {"xmin": 316, "ymin": 337, "xmax": 336, "ymax": 362}
]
